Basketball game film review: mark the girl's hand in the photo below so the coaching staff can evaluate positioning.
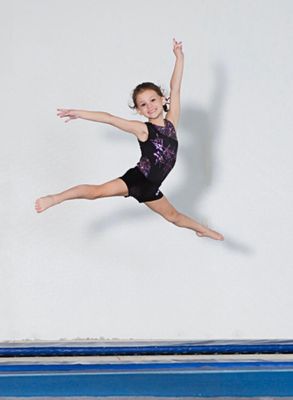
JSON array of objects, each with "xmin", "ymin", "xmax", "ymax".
[
  {"xmin": 173, "ymin": 38, "xmax": 183, "ymax": 57},
  {"xmin": 57, "ymin": 109, "xmax": 80, "ymax": 123}
]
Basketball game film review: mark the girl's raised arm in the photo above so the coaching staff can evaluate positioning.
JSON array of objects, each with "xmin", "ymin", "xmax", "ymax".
[
  {"xmin": 57, "ymin": 109, "xmax": 148, "ymax": 141},
  {"xmin": 166, "ymin": 39, "xmax": 184, "ymax": 129}
]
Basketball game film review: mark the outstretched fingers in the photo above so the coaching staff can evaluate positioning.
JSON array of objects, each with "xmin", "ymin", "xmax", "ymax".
[
  {"xmin": 172, "ymin": 38, "xmax": 183, "ymax": 57},
  {"xmin": 173, "ymin": 38, "xmax": 182, "ymax": 45},
  {"xmin": 57, "ymin": 108, "xmax": 79, "ymax": 123}
]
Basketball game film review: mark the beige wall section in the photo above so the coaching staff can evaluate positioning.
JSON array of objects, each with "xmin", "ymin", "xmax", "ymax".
[{"xmin": 1, "ymin": 0, "xmax": 293, "ymax": 340}]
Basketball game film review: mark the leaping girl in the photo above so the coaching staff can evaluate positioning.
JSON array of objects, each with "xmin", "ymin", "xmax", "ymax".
[{"xmin": 35, "ymin": 39, "xmax": 224, "ymax": 241}]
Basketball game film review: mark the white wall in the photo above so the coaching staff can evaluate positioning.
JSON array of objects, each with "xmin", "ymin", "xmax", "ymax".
[{"xmin": 1, "ymin": 0, "xmax": 293, "ymax": 341}]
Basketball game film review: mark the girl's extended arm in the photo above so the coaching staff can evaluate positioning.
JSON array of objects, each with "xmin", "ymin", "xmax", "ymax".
[
  {"xmin": 166, "ymin": 39, "xmax": 184, "ymax": 128},
  {"xmin": 57, "ymin": 109, "xmax": 148, "ymax": 140},
  {"xmin": 170, "ymin": 41, "xmax": 184, "ymax": 91},
  {"xmin": 57, "ymin": 109, "xmax": 110, "ymax": 124}
]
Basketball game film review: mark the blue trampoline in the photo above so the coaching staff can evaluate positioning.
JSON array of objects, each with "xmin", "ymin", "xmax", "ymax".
[{"xmin": 1, "ymin": 340, "xmax": 293, "ymax": 397}]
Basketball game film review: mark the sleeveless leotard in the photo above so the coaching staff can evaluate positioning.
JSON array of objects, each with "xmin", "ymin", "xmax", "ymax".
[
  {"xmin": 137, "ymin": 119, "xmax": 178, "ymax": 184},
  {"xmin": 120, "ymin": 119, "xmax": 178, "ymax": 203}
]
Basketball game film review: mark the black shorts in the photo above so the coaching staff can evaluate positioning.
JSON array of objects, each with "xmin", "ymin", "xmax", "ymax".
[{"xmin": 120, "ymin": 167, "xmax": 163, "ymax": 203}]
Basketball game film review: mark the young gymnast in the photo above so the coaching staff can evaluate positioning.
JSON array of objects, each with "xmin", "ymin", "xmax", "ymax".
[{"xmin": 35, "ymin": 39, "xmax": 224, "ymax": 241}]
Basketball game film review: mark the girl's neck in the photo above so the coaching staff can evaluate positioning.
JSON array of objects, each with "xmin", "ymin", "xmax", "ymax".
[{"xmin": 148, "ymin": 116, "xmax": 166, "ymax": 127}]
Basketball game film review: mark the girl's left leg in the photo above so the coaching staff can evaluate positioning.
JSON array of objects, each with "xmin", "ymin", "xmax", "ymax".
[
  {"xmin": 145, "ymin": 196, "xmax": 224, "ymax": 241},
  {"xmin": 35, "ymin": 178, "xmax": 128, "ymax": 213}
]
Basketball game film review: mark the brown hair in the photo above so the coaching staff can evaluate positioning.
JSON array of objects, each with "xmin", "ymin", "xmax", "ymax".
[{"xmin": 129, "ymin": 82, "xmax": 170, "ymax": 112}]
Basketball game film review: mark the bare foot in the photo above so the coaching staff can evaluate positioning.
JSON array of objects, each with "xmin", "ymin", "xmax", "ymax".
[
  {"xmin": 35, "ymin": 195, "xmax": 57, "ymax": 213},
  {"xmin": 196, "ymin": 227, "xmax": 224, "ymax": 241}
]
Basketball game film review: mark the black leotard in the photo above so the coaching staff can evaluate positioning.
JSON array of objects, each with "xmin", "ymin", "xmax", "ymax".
[
  {"xmin": 137, "ymin": 119, "xmax": 178, "ymax": 184},
  {"xmin": 120, "ymin": 119, "xmax": 178, "ymax": 203}
]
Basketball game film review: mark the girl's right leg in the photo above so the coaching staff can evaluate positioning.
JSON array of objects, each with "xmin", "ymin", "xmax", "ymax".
[
  {"xmin": 35, "ymin": 178, "xmax": 128, "ymax": 213},
  {"xmin": 145, "ymin": 195, "xmax": 224, "ymax": 241}
]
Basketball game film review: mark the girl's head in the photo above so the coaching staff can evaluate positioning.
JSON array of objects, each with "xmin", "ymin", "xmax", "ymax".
[{"xmin": 129, "ymin": 82, "xmax": 169, "ymax": 117}]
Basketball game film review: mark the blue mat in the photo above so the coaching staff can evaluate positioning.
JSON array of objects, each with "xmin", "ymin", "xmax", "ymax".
[{"xmin": 1, "ymin": 340, "xmax": 293, "ymax": 397}]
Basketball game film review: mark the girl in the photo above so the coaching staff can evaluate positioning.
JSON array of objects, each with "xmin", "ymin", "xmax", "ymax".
[{"xmin": 35, "ymin": 39, "xmax": 224, "ymax": 241}]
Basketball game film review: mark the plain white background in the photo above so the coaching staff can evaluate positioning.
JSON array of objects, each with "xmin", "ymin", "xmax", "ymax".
[{"xmin": 1, "ymin": 0, "xmax": 293, "ymax": 340}]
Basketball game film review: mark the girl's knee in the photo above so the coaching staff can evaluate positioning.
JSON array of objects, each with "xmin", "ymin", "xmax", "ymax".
[
  {"xmin": 82, "ymin": 184, "xmax": 102, "ymax": 200},
  {"xmin": 165, "ymin": 210, "xmax": 181, "ymax": 224}
]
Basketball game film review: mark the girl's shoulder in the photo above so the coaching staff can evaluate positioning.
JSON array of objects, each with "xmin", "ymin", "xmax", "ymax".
[{"xmin": 165, "ymin": 118, "xmax": 176, "ymax": 129}]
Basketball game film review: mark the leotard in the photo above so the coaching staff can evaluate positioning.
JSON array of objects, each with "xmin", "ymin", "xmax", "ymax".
[{"xmin": 120, "ymin": 119, "xmax": 178, "ymax": 203}]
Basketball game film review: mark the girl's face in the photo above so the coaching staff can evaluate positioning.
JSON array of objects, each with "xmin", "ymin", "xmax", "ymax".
[{"xmin": 136, "ymin": 89, "xmax": 165, "ymax": 118}]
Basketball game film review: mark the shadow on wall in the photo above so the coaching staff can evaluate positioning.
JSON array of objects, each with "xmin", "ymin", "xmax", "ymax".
[
  {"xmin": 88, "ymin": 64, "xmax": 252, "ymax": 255},
  {"xmin": 172, "ymin": 64, "xmax": 251, "ymax": 254},
  {"xmin": 171, "ymin": 64, "xmax": 227, "ymax": 215}
]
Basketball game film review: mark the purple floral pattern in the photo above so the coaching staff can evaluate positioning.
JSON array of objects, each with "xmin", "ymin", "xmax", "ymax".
[
  {"xmin": 137, "ymin": 156, "xmax": 151, "ymax": 178},
  {"xmin": 151, "ymin": 138, "xmax": 177, "ymax": 175},
  {"xmin": 137, "ymin": 119, "xmax": 178, "ymax": 183},
  {"xmin": 152, "ymin": 119, "xmax": 177, "ymax": 140}
]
